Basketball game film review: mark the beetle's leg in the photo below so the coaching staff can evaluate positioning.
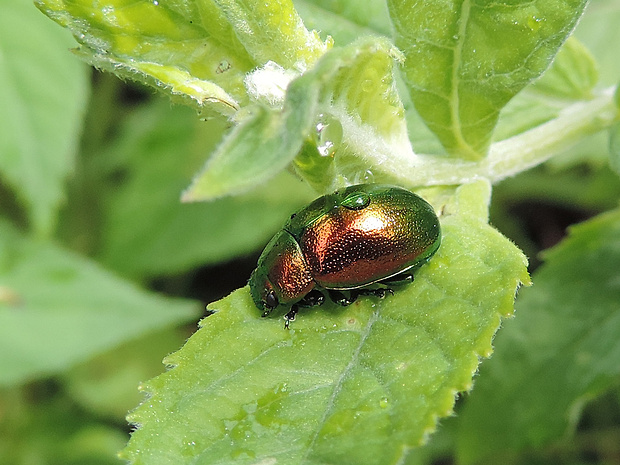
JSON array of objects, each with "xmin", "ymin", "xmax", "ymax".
[
  {"xmin": 284, "ymin": 305, "xmax": 299, "ymax": 329},
  {"xmin": 327, "ymin": 289, "xmax": 358, "ymax": 306},
  {"xmin": 356, "ymin": 288, "xmax": 394, "ymax": 299},
  {"xmin": 329, "ymin": 287, "xmax": 395, "ymax": 306},
  {"xmin": 283, "ymin": 290, "xmax": 325, "ymax": 329},
  {"xmin": 297, "ymin": 289, "xmax": 325, "ymax": 308}
]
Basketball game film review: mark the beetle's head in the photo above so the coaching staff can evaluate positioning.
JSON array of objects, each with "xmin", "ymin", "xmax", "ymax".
[{"xmin": 249, "ymin": 267, "xmax": 280, "ymax": 315}]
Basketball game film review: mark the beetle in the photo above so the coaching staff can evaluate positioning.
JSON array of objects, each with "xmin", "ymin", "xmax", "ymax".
[{"xmin": 249, "ymin": 184, "xmax": 441, "ymax": 327}]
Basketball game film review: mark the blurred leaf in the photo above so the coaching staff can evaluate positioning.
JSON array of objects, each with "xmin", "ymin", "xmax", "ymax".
[
  {"xmin": 574, "ymin": 0, "xmax": 620, "ymax": 86},
  {"xmin": 387, "ymin": 0, "xmax": 588, "ymax": 159},
  {"xmin": 35, "ymin": 0, "xmax": 328, "ymax": 115},
  {"xmin": 402, "ymin": 415, "xmax": 460, "ymax": 465},
  {"xmin": 457, "ymin": 208, "xmax": 620, "ymax": 464},
  {"xmin": 490, "ymin": 158, "xmax": 620, "ymax": 271},
  {"xmin": 0, "ymin": 220, "xmax": 199, "ymax": 387},
  {"xmin": 0, "ymin": 0, "xmax": 88, "ymax": 236},
  {"xmin": 493, "ymin": 162, "xmax": 620, "ymax": 213},
  {"xmin": 0, "ymin": 388, "xmax": 126, "ymax": 465},
  {"xmin": 545, "ymin": 128, "xmax": 616, "ymax": 171},
  {"xmin": 531, "ymin": 36, "xmax": 598, "ymax": 100},
  {"xmin": 92, "ymin": 100, "xmax": 314, "ymax": 277},
  {"xmin": 122, "ymin": 181, "xmax": 529, "ymax": 465},
  {"xmin": 609, "ymin": 120, "xmax": 620, "ymax": 177},
  {"xmin": 63, "ymin": 328, "xmax": 189, "ymax": 420},
  {"xmin": 493, "ymin": 90, "xmax": 565, "ymax": 142},
  {"xmin": 490, "ymin": 160, "xmax": 620, "ymax": 264}
]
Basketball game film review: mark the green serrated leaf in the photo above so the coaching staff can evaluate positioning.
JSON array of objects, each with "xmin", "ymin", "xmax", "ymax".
[
  {"xmin": 184, "ymin": 37, "xmax": 411, "ymax": 200},
  {"xmin": 456, "ymin": 208, "xmax": 620, "ymax": 464},
  {"xmin": 0, "ymin": 220, "xmax": 199, "ymax": 387},
  {"xmin": 122, "ymin": 181, "xmax": 529, "ymax": 465},
  {"xmin": 36, "ymin": 0, "xmax": 328, "ymax": 114},
  {"xmin": 387, "ymin": 0, "xmax": 588, "ymax": 160},
  {"xmin": 0, "ymin": 0, "xmax": 88, "ymax": 236}
]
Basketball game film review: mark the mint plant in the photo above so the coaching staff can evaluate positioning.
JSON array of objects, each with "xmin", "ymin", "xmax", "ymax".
[{"xmin": 1, "ymin": 0, "xmax": 619, "ymax": 464}]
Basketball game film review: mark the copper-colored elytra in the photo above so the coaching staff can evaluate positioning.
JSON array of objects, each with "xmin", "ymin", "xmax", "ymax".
[
  {"xmin": 300, "ymin": 198, "xmax": 435, "ymax": 289},
  {"xmin": 248, "ymin": 184, "xmax": 441, "ymax": 326},
  {"xmin": 267, "ymin": 232, "xmax": 313, "ymax": 301}
]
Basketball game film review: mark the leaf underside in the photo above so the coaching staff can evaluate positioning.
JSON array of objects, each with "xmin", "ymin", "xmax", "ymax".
[
  {"xmin": 387, "ymin": 0, "xmax": 588, "ymax": 160},
  {"xmin": 35, "ymin": 0, "xmax": 327, "ymax": 115}
]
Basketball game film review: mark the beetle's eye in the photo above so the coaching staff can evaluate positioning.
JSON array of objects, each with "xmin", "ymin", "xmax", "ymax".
[{"xmin": 264, "ymin": 290, "xmax": 279, "ymax": 309}]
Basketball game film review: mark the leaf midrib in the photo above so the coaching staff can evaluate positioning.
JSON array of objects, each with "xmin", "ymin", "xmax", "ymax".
[
  {"xmin": 299, "ymin": 309, "xmax": 380, "ymax": 464},
  {"xmin": 450, "ymin": 0, "xmax": 473, "ymax": 156}
]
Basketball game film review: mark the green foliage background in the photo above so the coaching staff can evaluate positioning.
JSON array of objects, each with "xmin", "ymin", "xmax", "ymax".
[{"xmin": 1, "ymin": 0, "xmax": 620, "ymax": 464}]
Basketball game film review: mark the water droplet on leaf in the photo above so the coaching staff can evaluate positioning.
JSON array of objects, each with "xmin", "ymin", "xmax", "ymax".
[
  {"xmin": 314, "ymin": 113, "xmax": 343, "ymax": 157},
  {"xmin": 527, "ymin": 15, "xmax": 542, "ymax": 31}
]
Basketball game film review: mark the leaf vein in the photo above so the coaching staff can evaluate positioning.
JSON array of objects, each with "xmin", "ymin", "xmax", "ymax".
[{"xmin": 299, "ymin": 310, "xmax": 381, "ymax": 463}]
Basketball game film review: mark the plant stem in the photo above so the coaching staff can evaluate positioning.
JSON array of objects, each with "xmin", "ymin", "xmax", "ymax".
[{"xmin": 387, "ymin": 87, "xmax": 618, "ymax": 188}]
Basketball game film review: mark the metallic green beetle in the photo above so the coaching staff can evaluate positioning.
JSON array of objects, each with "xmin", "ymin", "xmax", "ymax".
[{"xmin": 249, "ymin": 184, "xmax": 441, "ymax": 327}]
